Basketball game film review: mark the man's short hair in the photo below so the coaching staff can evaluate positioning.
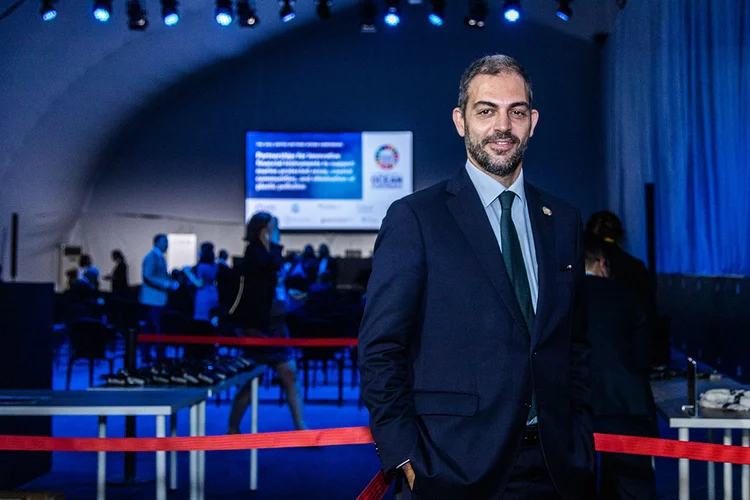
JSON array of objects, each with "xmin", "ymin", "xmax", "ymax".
[
  {"xmin": 219, "ymin": 249, "xmax": 229, "ymax": 260},
  {"xmin": 457, "ymin": 54, "xmax": 533, "ymax": 114},
  {"xmin": 153, "ymin": 234, "xmax": 167, "ymax": 246}
]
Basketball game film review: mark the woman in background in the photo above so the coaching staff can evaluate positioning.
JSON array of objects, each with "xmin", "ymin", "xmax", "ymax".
[
  {"xmin": 184, "ymin": 242, "xmax": 220, "ymax": 322},
  {"xmin": 228, "ymin": 212, "xmax": 306, "ymax": 433}
]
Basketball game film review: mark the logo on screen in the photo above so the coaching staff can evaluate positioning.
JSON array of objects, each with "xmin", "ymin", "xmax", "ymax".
[
  {"xmin": 375, "ymin": 145, "xmax": 399, "ymax": 169},
  {"xmin": 371, "ymin": 173, "xmax": 403, "ymax": 189},
  {"xmin": 291, "ymin": 204, "xmax": 300, "ymax": 213}
]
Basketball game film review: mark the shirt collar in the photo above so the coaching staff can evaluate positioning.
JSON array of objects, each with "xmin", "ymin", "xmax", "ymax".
[
  {"xmin": 153, "ymin": 247, "xmax": 164, "ymax": 257},
  {"xmin": 465, "ymin": 160, "xmax": 527, "ymax": 209}
]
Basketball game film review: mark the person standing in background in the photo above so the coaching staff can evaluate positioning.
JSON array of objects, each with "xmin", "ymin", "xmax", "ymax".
[
  {"xmin": 228, "ymin": 213, "xmax": 306, "ymax": 433},
  {"xmin": 583, "ymin": 232, "xmax": 657, "ymax": 500},
  {"xmin": 184, "ymin": 242, "xmax": 220, "ymax": 322},
  {"xmin": 139, "ymin": 234, "xmax": 179, "ymax": 361},
  {"xmin": 105, "ymin": 250, "xmax": 129, "ymax": 297}
]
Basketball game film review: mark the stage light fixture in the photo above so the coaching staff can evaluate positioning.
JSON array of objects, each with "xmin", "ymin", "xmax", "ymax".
[
  {"xmin": 93, "ymin": 0, "xmax": 112, "ymax": 22},
  {"xmin": 161, "ymin": 0, "xmax": 179, "ymax": 25},
  {"xmin": 360, "ymin": 0, "xmax": 377, "ymax": 32},
  {"xmin": 40, "ymin": 0, "xmax": 57, "ymax": 20},
  {"xmin": 279, "ymin": 0, "xmax": 295, "ymax": 21},
  {"xmin": 316, "ymin": 0, "xmax": 332, "ymax": 19},
  {"xmin": 556, "ymin": 0, "xmax": 571, "ymax": 21},
  {"xmin": 428, "ymin": 0, "xmax": 444, "ymax": 25},
  {"xmin": 384, "ymin": 0, "xmax": 399, "ymax": 26},
  {"xmin": 215, "ymin": 0, "xmax": 233, "ymax": 25},
  {"xmin": 502, "ymin": 0, "xmax": 520, "ymax": 22},
  {"xmin": 127, "ymin": 0, "xmax": 148, "ymax": 29},
  {"xmin": 237, "ymin": 0, "xmax": 258, "ymax": 26},
  {"xmin": 465, "ymin": 0, "xmax": 486, "ymax": 28}
]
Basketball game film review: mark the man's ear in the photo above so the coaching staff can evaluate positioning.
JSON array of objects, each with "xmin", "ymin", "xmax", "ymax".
[{"xmin": 452, "ymin": 107, "xmax": 466, "ymax": 137}]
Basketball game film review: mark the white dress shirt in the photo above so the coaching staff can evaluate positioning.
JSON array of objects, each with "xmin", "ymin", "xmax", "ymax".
[{"xmin": 465, "ymin": 161, "xmax": 539, "ymax": 312}]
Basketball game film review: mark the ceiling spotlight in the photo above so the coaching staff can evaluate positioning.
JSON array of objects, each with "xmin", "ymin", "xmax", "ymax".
[
  {"xmin": 384, "ymin": 0, "xmax": 399, "ymax": 26},
  {"xmin": 556, "ymin": 0, "xmax": 572, "ymax": 21},
  {"xmin": 360, "ymin": 0, "xmax": 377, "ymax": 32},
  {"xmin": 127, "ymin": 0, "xmax": 148, "ymax": 29},
  {"xmin": 161, "ymin": 0, "xmax": 179, "ymax": 25},
  {"xmin": 215, "ymin": 0, "xmax": 233, "ymax": 25},
  {"xmin": 465, "ymin": 0, "xmax": 486, "ymax": 28},
  {"xmin": 316, "ymin": 0, "xmax": 332, "ymax": 19},
  {"xmin": 237, "ymin": 0, "xmax": 258, "ymax": 26},
  {"xmin": 428, "ymin": 0, "xmax": 444, "ymax": 26},
  {"xmin": 502, "ymin": 0, "xmax": 520, "ymax": 22},
  {"xmin": 93, "ymin": 0, "xmax": 112, "ymax": 22},
  {"xmin": 279, "ymin": 0, "xmax": 295, "ymax": 21},
  {"xmin": 40, "ymin": 0, "xmax": 57, "ymax": 20}
]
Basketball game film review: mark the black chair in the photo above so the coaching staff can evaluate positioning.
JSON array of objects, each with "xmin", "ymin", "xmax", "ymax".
[
  {"xmin": 289, "ymin": 317, "xmax": 347, "ymax": 406},
  {"xmin": 66, "ymin": 319, "xmax": 120, "ymax": 389}
]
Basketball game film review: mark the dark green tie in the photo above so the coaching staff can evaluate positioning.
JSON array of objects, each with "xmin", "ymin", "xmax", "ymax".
[{"xmin": 499, "ymin": 190, "xmax": 537, "ymax": 422}]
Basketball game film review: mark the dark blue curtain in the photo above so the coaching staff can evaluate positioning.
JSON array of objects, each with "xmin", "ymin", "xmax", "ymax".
[{"xmin": 605, "ymin": 0, "xmax": 750, "ymax": 275}]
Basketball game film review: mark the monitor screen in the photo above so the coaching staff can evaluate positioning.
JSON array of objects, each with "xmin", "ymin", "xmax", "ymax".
[{"xmin": 245, "ymin": 131, "xmax": 413, "ymax": 230}]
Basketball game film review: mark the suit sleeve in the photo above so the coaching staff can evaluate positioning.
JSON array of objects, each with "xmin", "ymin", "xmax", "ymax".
[
  {"xmin": 569, "ymin": 211, "xmax": 592, "ymax": 424},
  {"xmin": 142, "ymin": 254, "xmax": 171, "ymax": 291},
  {"xmin": 358, "ymin": 199, "xmax": 425, "ymax": 473}
]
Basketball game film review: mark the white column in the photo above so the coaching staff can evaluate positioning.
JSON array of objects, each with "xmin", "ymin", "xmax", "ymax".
[
  {"xmin": 250, "ymin": 376, "xmax": 259, "ymax": 491},
  {"xmin": 198, "ymin": 400, "xmax": 206, "ymax": 500},
  {"xmin": 724, "ymin": 429, "xmax": 733, "ymax": 500},
  {"xmin": 189, "ymin": 404, "xmax": 198, "ymax": 500},
  {"xmin": 170, "ymin": 413, "xmax": 177, "ymax": 490},
  {"xmin": 679, "ymin": 427, "xmax": 690, "ymax": 500},
  {"xmin": 743, "ymin": 429, "xmax": 749, "ymax": 500},
  {"xmin": 97, "ymin": 416, "xmax": 107, "ymax": 500},
  {"xmin": 708, "ymin": 429, "xmax": 716, "ymax": 500},
  {"xmin": 156, "ymin": 415, "xmax": 167, "ymax": 500}
]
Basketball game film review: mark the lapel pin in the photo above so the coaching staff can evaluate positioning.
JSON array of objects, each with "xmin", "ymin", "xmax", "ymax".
[{"xmin": 542, "ymin": 206, "xmax": 552, "ymax": 216}]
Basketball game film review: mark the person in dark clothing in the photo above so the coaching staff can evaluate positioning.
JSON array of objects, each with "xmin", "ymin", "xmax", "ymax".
[
  {"xmin": 228, "ymin": 212, "xmax": 306, "ymax": 433},
  {"xmin": 216, "ymin": 249, "xmax": 236, "ymax": 308},
  {"xmin": 584, "ymin": 232, "xmax": 657, "ymax": 500},
  {"xmin": 585, "ymin": 211, "xmax": 662, "ymax": 364},
  {"xmin": 316, "ymin": 243, "xmax": 338, "ymax": 287},
  {"xmin": 105, "ymin": 250, "xmax": 129, "ymax": 297}
]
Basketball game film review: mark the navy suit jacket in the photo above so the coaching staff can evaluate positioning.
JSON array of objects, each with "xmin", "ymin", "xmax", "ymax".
[{"xmin": 358, "ymin": 167, "xmax": 593, "ymax": 499}]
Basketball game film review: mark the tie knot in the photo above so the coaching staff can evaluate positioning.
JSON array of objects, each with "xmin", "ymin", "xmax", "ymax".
[{"xmin": 499, "ymin": 190, "xmax": 516, "ymax": 211}]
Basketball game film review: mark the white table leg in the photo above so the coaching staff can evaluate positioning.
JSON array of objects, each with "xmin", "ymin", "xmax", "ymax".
[
  {"xmin": 250, "ymin": 375, "xmax": 259, "ymax": 491},
  {"xmin": 724, "ymin": 429, "xmax": 733, "ymax": 500},
  {"xmin": 189, "ymin": 404, "xmax": 198, "ymax": 500},
  {"xmin": 97, "ymin": 416, "xmax": 107, "ymax": 500},
  {"xmin": 743, "ymin": 429, "xmax": 749, "ymax": 500},
  {"xmin": 156, "ymin": 415, "xmax": 166, "ymax": 500},
  {"xmin": 679, "ymin": 427, "xmax": 690, "ymax": 500},
  {"xmin": 170, "ymin": 413, "xmax": 177, "ymax": 490},
  {"xmin": 709, "ymin": 429, "xmax": 716, "ymax": 500},
  {"xmin": 199, "ymin": 400, "xmax": 206, "ymax": 500}
]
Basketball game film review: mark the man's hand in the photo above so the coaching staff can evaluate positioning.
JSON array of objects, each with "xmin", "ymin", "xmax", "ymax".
[{"xmin": 401, "ymin": 462, "xmax": 416, "ymax": 491}]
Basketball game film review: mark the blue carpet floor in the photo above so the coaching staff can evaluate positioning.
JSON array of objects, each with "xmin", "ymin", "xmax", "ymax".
[{"xmin": 13, "ymin": 353, "xmax": 743, "ymax": 499}]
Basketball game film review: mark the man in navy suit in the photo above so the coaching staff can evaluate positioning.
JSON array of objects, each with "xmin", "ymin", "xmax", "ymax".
[{"xmin": 359, "ymin": 55, "xmax": 593, "ymax": 499}]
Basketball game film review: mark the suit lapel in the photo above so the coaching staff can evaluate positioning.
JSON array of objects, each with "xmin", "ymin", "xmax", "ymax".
[
  {"xmin": 525, "ymin": 183, "xmax": 555, "ymax": 347},
  {"xmin": 446, "ymin": 168, "xmax": 528, "ymax": 334}
]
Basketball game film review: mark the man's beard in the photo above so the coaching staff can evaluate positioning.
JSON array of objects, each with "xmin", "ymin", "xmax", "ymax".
[{"xmin": 465, "ymin": 126, "xmax": 529, "ymax": 178}]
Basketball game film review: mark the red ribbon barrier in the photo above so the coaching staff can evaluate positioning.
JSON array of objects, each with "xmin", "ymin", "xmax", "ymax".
[
  {"xmin": 0, "ymin": 426, "xmax": 373, "ymax": 452},
  {"xmin": 138, "ymin": 334, "xmax": 358, "ymax": 347},
  {"xmin": 3, "ymin": 428, "xmax": 750, "ymax": 499}
]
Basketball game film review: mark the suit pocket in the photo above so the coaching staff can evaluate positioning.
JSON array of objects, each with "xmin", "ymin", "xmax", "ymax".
[{"xmin": 413, "ymin": 390, "xmax": 479, "ymax": 416}]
